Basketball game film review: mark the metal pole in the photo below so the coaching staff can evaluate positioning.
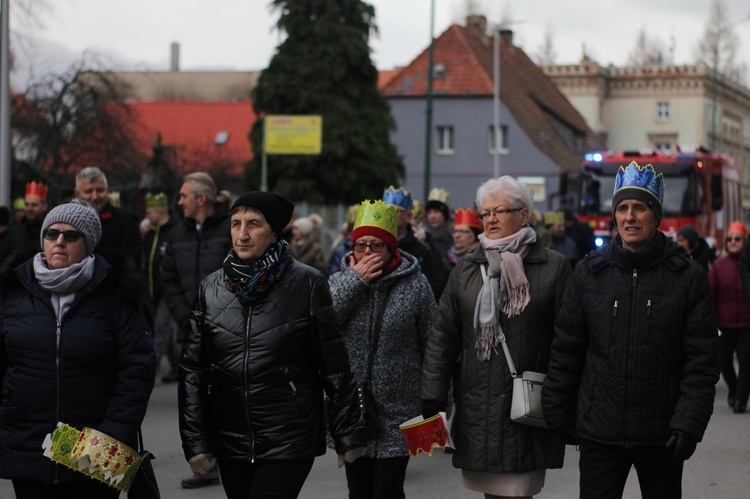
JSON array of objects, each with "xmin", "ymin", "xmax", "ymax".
[
  {"xmin": 423, "ymin": 0, "xmax": 435, "ymax": 200},
  {"xmin": 493, "ymin": 27, "xmax": 500, "ymax": 178},
  {"xmin": 0, "ymin": 0, "xmax": 11, "ymax": 207}
]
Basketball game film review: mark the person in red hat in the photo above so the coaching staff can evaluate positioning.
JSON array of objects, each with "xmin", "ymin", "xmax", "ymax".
[
  {"xmin": 710, "ymin": 221, "xmax": 750, "ymax": 413},
  {"xmin": 448, "ymin": 208, "xmax": 482, "ymax": 266},
  {"xmin": 8, "ymin": 181, "xmax": 49, "ymax": 257}
]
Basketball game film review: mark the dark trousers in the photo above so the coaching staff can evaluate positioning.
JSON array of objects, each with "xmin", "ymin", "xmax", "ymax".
[
  {"xmin": 217, "ymin": 458, "xmax": 314, "ymax": 499},
  {"xmin": 12, "ymin": 478, "xmax": 120, "ymax": 499},
  {"xmin": 719, "ymin": 327, "xmax": 750, "ymax": 405},
  {"xmin": 344, "ymin": 455, "xmax": 410, "ymax": 499},
  {"xmin": 579, "ymin": 443, "xmax": 683, "ymax": 499}
]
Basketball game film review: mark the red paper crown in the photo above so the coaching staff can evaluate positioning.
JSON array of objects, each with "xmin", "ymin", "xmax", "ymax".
[
  {"xmin": 728, "ymin": 221, "xmax": 748, "ymax": 238},
  {"xmin": 453, "ymin": 208, "xmax": 481, "ymax": 230},
  {"xmin": 25, "ymin": 181, "xmax": 48, "ymax": 199}
]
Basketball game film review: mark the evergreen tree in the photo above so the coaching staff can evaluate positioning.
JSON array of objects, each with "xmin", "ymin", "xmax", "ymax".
[{"xmin": 247, "ymin": 0, "xmax": 404, "ymax": 204}]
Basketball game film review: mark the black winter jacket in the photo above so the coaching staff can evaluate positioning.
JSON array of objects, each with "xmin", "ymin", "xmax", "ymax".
[
  {"xmin": 96, "ymin": 202, "xmax": 143, "ymax": 268},
  {"xmin": 179, "ymin": 253, "xmax": 366, "ymax": 463},
  {"xmin": 543, "ymin": 233, "xmax": 719, "ymax": 447},
  {"xmin": 161, "ymin": 211, "xmax": 231, "ymax": 339},
  {"xmin": 421, "ymin": 241, "xmax": 570, "ymax": 472},
  {"xmin": 0, "ymin": 253, "xmax": 155, "ymax": 483}
]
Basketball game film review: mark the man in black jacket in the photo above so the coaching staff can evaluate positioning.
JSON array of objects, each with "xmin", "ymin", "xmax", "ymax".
[
  {"xmin": 160, "ymin": 172, "xmax": 231, "ymax": 489},
  {"xmin": 543, "ymin": 162, "xmax": 719, "ymax": 499},
  {"xmin": 74, "ymin": 167, "xmax": 142, "ymax": 267}
]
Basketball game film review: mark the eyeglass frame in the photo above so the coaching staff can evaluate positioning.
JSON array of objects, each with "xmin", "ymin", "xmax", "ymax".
[
  {"xmin": 477, "ymin": 207, "xmax": 523, "ymax": 221},
  {"xmin": 726, "ymin": 235, "xmax": 744, "ymax": 243},
  {"xmin": 43, "ymin": 228, "xmax": 84, "ymax": 243},
  {"xmin": 352, "ymin": 240, "xmax": 387, "ymax": 253}
]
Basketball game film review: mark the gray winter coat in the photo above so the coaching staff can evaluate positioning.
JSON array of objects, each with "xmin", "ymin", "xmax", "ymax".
[
  {"xmin": 330, "ymin": 251, "xmax": 436, "ymax": 458},
  {"xmin": 421, "ymin": 242, "xmax": 571, "ymax": 472}
]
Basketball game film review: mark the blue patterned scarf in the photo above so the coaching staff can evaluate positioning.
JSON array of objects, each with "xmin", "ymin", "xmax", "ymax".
[{"xmin": 223, "ymin": 240, "xmax": 289, "ymax": 305}]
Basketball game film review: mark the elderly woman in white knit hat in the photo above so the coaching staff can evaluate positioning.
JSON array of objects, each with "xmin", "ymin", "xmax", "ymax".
[
  {"xmin": 290, "ymin": 216, "xmax": 326, "ymax": 272},
  {"xmin": 0, "ymin": 198, "xmax": 155, "ymax": 498}
]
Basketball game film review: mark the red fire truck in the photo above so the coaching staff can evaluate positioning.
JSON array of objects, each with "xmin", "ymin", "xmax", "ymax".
[{"xmin": 576, "ymin": 147, "xmax": 741, "ymax": 250}]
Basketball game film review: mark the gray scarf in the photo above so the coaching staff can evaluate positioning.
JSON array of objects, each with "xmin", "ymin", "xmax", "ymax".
[
  {"xmin": 33, "ymin": 254, "xmax": 96, "ymax": 320},
  {"xmin": 473, "ymin": 227, "xmax": 536, "ymax": 361}
]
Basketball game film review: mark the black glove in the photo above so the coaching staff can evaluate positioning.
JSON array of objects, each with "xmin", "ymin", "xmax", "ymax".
[
  {"xmin": 665, "ymin": 431, "xmax": 698, "ymax": 466},
  {"xmin": 422, "ymin": 400, "xmax": 446, "ymax": 419}
]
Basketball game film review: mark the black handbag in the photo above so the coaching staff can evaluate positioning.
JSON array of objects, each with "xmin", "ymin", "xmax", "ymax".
[{"xmin": 128, "ymin": 430, "xmax": 161, "ymax": 499}]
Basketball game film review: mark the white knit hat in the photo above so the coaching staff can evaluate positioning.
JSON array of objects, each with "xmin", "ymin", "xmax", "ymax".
[
  {"xmin": 292, "ymin": 217, "xmax": 314, "ymax": 236},
  {"xmin": 41, "ymin": 198, "xmax": 102, "ymax": 254}
]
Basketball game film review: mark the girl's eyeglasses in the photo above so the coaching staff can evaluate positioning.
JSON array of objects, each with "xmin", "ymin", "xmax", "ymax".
[{"xmin": 43, "ymin": 228, "xmax": 83, "ymax": 243}]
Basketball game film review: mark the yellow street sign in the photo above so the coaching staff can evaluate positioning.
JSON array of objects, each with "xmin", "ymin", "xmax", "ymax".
[{"xmin": 264, "ymin": 115, "xmax": 322, "ymax": 155}]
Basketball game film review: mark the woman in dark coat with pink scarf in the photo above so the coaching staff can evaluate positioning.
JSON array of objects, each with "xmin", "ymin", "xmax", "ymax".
[{"xmin": 708, "ymin": 221, "xmax": 750, "ymax": 413}]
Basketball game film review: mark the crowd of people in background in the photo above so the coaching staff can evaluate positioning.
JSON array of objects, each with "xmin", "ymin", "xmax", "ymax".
[{"xmin": 0, "ymin": 162, "xmax": 746, "ymax": 499}]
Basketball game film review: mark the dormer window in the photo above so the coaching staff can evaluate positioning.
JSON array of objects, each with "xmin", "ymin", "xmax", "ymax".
[
  {"xmin": 433, "ymin": 63, "xmax": 446, "ymax": 79},
  {"xmin": 215, "ymin": 131, "xmax": 229, "ymax": 145}
]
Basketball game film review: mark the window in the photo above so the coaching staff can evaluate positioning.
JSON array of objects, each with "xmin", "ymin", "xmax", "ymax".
[
  {"xmin": 488, "ymin": 125, "xmax": 508, "ymax": 154},
  {"xmin": 436, "ymin": 126, "xmax": 454, "ymax": 154},
  {"xmin": 656, "ymin": 101, "xmax": 670, "ymax": 121}
]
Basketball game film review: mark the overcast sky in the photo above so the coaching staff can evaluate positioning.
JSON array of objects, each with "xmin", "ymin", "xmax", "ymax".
[{"xmin": 8, "ymin": 0, "xmax": 750, "ymax": 89}]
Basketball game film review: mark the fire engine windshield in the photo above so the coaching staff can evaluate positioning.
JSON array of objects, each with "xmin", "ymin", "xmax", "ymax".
[{"xmin": 579, "ymin": 163, "xmax": 699, "ymax": 217}]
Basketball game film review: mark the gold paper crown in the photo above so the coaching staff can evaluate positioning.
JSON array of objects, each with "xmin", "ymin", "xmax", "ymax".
[
  {"xmin": 13, "ymin": 197, "xmax": 24, "ymax": 210},
  {"xmin": 353, "ymin": 199, "xmax": 398, "ymax": 237},
  {"xmin": 109, "ymin": 191, "xmax": 120, "ymax": 208},
  {"xmin": 43, "ymin": 423, "xmax": 142, "ymax": 492},
  {"xmin": 427, "ymin": 188, "xmax": 450, "ymax": 205},
  {"xmin": 544, "ymin": 211, "xmax": 565, "ymax": 225},
  {"xmin": 412, "ymin": 199, "xmax": 425, "ymax": 223},
  {"xmin": 25, "ymin": 181, "xmax": 48, "ymax": 199},
  {"xmin": 146, "ymin": 192, "xmax": 168, "ymax": 209}
]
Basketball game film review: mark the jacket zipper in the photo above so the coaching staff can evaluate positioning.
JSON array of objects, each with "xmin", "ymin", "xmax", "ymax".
[
  {"xmin": 54, "ymin": 320, "xmax": 61, "ymax": 483},
  {"xmin": 626, "ymin": 269, "xmax": 638, "ymax": 447},
  {"xmin": 243, "ymin": 310, "xmax": 256, "ymax": 463}
]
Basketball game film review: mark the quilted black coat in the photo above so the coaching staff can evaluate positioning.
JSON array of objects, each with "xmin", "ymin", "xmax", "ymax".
[
  {"xmin": 0, "ymin": 253, "xmax": 155, "ymax": 483},
  {"xmin": 179, "ymin": 254, "xmax": 366, "ymax": 462},
  {"xmin": 421, "ymin": 241, "xmax": 571, "ymax": 472},
  {"xmin": 542, "ymin": 233, "xmax": 720, "ymax": 446}
]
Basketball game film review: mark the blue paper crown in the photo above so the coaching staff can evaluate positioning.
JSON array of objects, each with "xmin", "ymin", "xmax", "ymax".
[
  {"xmin": 382, "ymin": 186, "xmax": 414, "ymax": 210},
  {"xmin": 613, "ymin": 161, "xmax": 664, "ymax": 206}
]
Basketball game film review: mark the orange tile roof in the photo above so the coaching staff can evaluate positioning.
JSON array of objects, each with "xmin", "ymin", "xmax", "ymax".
[
  {"xmin": 381, "ymin": 23, "xmax": 603, "ymax": 173},
  {"xmin": 125, "ymin": 101, "xmax": 256, "ymax": 179}
]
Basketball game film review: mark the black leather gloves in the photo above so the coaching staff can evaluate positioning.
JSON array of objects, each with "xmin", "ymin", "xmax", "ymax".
[{"xmin": 665, "ymin": 431, "xmax": 698, "ymax": 466}]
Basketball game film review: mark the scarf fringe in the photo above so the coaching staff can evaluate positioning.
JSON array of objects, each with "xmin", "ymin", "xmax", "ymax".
[
  {"xmin": 503, "ymin": 282, "xmax": 530, "ymax": 318},
  {"xmin": 475, "ymin": 324, "xmax": 500, "ymax": 361}
]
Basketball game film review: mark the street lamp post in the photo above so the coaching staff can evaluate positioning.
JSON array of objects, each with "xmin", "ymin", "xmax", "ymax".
[
  {"xmin": 423, "ymin": 0, "xmax": 435, "ymax": 201},
  {"xmin": 492, "ymin": 26, "xmax": 501, "ymax": 179},
  {"xmin": 710, "ymin": 14, "xmax": 750, "ymax": 150},
  {"xmin": 0, "ymin": 0, "xmax": 11, "ymax": 207}
]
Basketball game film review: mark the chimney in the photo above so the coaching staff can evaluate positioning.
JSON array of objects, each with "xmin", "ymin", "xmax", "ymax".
[
  {"xmin": 466, "ymin": 15, "xmax": 487, "ymax": 35},
  {"xmin": 500, "ymin": 29, "xmax": 513, "ymax": 47},
  {"xmin": 170, "ymin": 42, "xmax": 180, "ymax": 72}
]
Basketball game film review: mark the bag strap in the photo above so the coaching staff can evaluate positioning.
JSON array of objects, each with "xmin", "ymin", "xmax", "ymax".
[
  {"xmin": 480, "ymin": 264, "xmax": 518, "ymax": 378},
  {"xmin": 137, "ymin": 428, "xmax": 145, "ymax": 452}
]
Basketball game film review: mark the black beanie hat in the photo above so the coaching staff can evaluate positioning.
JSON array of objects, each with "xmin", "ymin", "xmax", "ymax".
[
  {"xmin": 677, "ymin": 225, "xmax": 700, "ymax": 249},
  {"xmin": 425, "ymin": 200, "xmax": 450, "ymax": 221},
  {"xmin": 231, "ymin": 191, "xmax": 295, "ymax": 236}
]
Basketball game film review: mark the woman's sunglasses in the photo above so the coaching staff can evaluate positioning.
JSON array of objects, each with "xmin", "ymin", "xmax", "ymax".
[
  {"xmin": 43, "ymin": 228, "xmax": 83, "ymax": 243},
  {"xmin": 726, "ymin": 236, "xmax": 744, "ymax": 243}
]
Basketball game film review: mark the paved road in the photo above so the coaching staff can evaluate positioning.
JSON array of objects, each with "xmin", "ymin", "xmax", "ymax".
[{"xmin": 2, "ymin": 367, "xmax": 748, "ymax": 498}]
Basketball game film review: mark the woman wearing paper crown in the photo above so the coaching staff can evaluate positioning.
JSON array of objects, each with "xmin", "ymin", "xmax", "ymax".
[
  {"xmin": 179, "ymin": 191, "xmax": 366, "ymax": 498},
  {"xmin": 421, "ymin": 176, "xmax": 571, "ymax": 498},
  {"xmin": 449, "ymin": 208, "xmax": 482, "ymax": 266},
  {"xmin": 0, "ymin": 198, "xmax": 155, "ymax": 498},
  {"xmin": 709, "ymin": 221, "xmax": 750, "ymax": 414},
  {"xmin": 328, "ymin": 199, "xmax": 437, "ymax": 499}
]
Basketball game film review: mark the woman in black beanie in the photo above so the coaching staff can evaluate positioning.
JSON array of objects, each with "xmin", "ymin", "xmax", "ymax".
[
  {"xmin": 179, "ymin": 191, "xmax": 366, "ymax": 499},
  {"xmin": 677, "ymin": 225, "xmax": 714, "ymax": 271}
]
